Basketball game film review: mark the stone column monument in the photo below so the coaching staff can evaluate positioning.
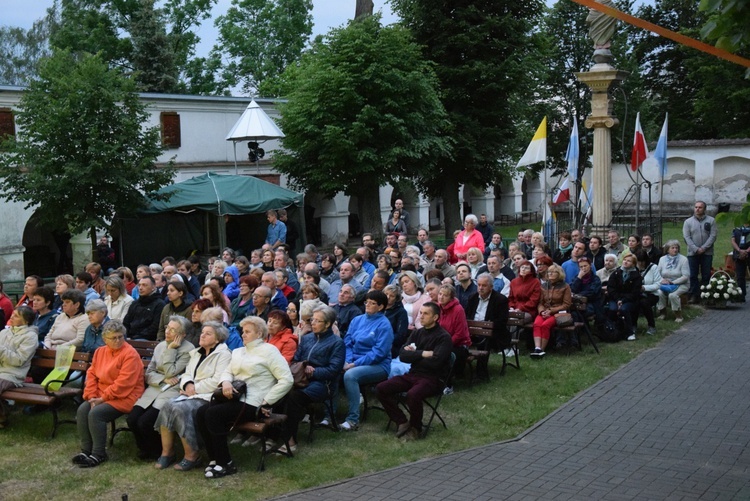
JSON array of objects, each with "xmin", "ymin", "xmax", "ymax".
[{"xmin": 576, "ymin": 0, "xmax": 628, "ymax": 231}]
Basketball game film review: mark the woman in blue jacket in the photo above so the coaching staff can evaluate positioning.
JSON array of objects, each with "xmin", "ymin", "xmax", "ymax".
[
  {"xmin": 340, "ymin": 290, "xmax": 393, "ymax": 431},
  {"xmin": 279, "ymin": 305, "xmax": 344, "ymax": 454}
]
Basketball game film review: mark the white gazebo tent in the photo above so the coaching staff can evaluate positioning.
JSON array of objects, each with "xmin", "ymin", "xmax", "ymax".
[{"xmin": 225, "ymin": 100, "xmax": 285, "ymax": 174}]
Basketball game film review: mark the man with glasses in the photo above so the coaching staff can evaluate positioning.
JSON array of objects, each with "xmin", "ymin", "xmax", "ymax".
[{"xmin": 250, "ymin": 286, "xmax": 277, "ymax": 321}]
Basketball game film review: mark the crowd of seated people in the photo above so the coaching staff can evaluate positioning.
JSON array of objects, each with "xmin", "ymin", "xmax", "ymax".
[{"xmin": 3, "ymin": 206, "xmax": 725, "ymax": 475}]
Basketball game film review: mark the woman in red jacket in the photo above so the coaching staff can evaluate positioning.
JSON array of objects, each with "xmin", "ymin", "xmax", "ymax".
[
  {"xmin": 266, "ymin": 310, "xmax": 298, "ymax": 364},
  {"xmin": 437, "ymin": 284, "xmax": 470, "ymax": 393},
  {"xmin": 508, "ymin": 260, "xmax": 542, "ymax": 320},
  {"xmin": 72, "ymin": 319, "xmax": 144, "ymax": 468}
]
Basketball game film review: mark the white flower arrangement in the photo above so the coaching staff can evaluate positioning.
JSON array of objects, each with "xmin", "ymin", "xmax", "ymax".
[{"xmin": 701, "ymin": 272, "xmax": 743, "ymax": 303}]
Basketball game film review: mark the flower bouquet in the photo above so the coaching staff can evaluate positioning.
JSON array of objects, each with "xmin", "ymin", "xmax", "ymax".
[{"xmin": 701, "ymin": 270, "xmax": 743, "ymax": 308}]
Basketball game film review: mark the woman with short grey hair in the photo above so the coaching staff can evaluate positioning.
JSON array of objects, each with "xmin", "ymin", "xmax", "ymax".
[
  {"xmin": 73, "ymin": 319, "xmax": 144, "ymax": 468},
  {"xmin": 453, "ymin": 213, "xmax": 485, "ymax": 260},
  {"xmin": 154, "ymin": 321, "xmax": 231, "ymax": 471},
  {"xmin": 127, "ymin": 315, "xmax": 194, "ymax": 461},
  {"xmin": 656, "ymin": 240, "xmax": 690, "ymax": 322}
]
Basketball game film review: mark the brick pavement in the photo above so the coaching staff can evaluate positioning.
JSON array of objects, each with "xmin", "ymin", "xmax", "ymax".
[{"xmin": 277, "ymin": 305, "xmax": 750, "ymax": 500}]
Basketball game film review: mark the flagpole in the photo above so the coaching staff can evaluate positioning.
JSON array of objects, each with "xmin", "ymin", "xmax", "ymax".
[{"xmin": 658, "ymin": 113, "xmax": 668, "ymax": 238}]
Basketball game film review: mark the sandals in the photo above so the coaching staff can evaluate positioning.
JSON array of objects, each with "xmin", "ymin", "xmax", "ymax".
[
  {"xmin": 174, "ymin": 457, "xmax": 200, "ymax": 471},
  {"xmin": 205, "ymin": 462, "xmax": 237, "ymax": 479},
  {"xmin": 154, "ymin": 455, "xmax": 175, "ymax": 470}
]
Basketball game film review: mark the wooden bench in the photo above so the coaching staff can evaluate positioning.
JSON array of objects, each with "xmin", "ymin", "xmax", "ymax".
[
  {"xmin": 232, "ymin": 413, "xmax": 290, "ymax": 471},
  {"xmin": 553, "ymin": 296, "xmax": 600, "ymax": 354},
  {"xmin": 0, "ymin": 348, "xmax": 91, "ymax": 438},
  {"xmin": 506, "ymin": 310, "xmax": 532, "ymax": 367},
  {"xmin": 466, "ymin": 320, "xmax": 493, "ymax": 383}
]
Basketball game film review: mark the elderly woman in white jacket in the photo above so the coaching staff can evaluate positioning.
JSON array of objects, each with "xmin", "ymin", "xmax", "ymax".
[
  {"xmin": 0, "ymin": 306, "xmax": 39, "ymax": 428},
  {"xmin": 126, "ymin": 316, "xmax": 194, "ymax": 460},
  {"xmin": 634, "ymin": 250, "xmax": 662, "ymax": 339},
  {"xmin": 197, "ymin": 316, "xmax": 293, "ymax": 479},
  {"xmin": 154, "ymin": 321, "xmax": 231, "ymax": 471},
  {"xmin": 656, "ymin": 240, "xmax": 691, "ymax": 323}
]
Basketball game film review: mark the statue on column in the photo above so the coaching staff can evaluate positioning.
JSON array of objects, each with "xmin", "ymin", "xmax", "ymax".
[{"xmin": 586, "ymin": 0, "xmax": 618, "ymax": 64}]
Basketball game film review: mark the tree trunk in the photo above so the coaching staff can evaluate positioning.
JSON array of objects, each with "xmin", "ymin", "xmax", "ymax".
[
  {"xmin": 89, "ymin": 226, "xmax": 98, "ymax": 262},
  {"xmin": 355, "ymin": 0, "xmax": 374, "ymax": 19},
  {"xmin": 441, "ymin": 179, "xmax": 462, "ymax": 240},
  {"xmin": 354, "ymin": 179, "xmax": 384, "ymax": 242}
]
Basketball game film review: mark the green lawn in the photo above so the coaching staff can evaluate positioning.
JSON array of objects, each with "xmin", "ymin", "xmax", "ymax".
[
  {"xmin": 2, "ymin": 214, "xmax": 736, "ymax": 500},
  {"xmin": 0, "ymin": 307, "xmax": 704, "ymax": 500}
]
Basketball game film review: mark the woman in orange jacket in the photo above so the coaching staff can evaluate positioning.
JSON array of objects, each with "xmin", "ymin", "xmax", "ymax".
[{"xmin": 72, "ymin": 319, "xmax": 144, "ymax": 468}]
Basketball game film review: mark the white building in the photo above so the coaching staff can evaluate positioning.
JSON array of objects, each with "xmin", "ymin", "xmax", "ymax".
[{"xmin": 1, "ymin": 86, "xmax": 748, "ymax": 280}]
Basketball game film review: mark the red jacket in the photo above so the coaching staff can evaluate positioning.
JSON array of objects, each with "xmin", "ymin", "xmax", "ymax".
[
  {"xmin": 268, "ymin": 328, "xmax": 298, "ymax": 364},
  {"xmin": 508, "ymin": 275, "xmax": 542, "ymax": 316},
  {"xmin": 439, "ymin": 298, "xmax": 471, "ymax": 348}
]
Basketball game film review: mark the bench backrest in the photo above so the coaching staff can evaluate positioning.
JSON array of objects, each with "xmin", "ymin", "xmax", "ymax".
[
  {"xmin": 32, "ymin": 348, "xmax": 92, "ymax": 372},
  {"xmin": 467, "ymin": 320, "xmax": 493, "ymax": 339}
]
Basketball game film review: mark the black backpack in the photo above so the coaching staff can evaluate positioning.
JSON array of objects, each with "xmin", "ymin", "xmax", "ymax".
[{"xmin": 597, "ymin": 317, "xmax": 624, "ymax": 343}]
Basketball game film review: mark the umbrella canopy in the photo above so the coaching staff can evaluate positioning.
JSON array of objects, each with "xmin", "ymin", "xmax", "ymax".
[
  {"xmin": 226, "ymin": 100, "xmax": 285, "ymax": 141},
  {"xmin": 139, "ymin": 172, "xmax": 303, "ymax": 216}
]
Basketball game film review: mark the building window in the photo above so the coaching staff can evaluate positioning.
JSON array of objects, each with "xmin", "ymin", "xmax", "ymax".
[
  {"xmin": 0, "ymin": 108, "xmax": 16, "ymax": 144},
  {"xmin": 160, "ymin": 111, "xmax": 181, "ymax": 148}
]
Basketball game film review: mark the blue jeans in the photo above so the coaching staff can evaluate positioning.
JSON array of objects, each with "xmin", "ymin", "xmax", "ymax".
[
  {"xmin": 688, "ymin": 254, "xmax": 713, "ymax": 299},
  {"xmin": 343, "ymin": 365, "xmax": 388, "ymax": 425}
]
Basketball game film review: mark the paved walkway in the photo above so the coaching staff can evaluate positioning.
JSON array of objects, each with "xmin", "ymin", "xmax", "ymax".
[{"xmin": 278, "ymin": 305, "xmax": 750, "ymax": 500}]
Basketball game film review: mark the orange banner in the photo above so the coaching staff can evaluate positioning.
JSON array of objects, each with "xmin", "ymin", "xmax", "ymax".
[{"xmin": 569, "ymin": 0, "xmax": 750, "ymax": 69}]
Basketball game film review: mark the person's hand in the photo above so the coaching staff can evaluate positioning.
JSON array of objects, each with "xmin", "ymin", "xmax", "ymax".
[
  {"xmin": 168, "ymin": 333, "xmax": 183, "ymax": 349},
  {"xmin": 660, "ymin": 279, "xmax": 670, "ymax": 285},
  {"xmin": 181, "ymin": 383, "xmax": 196, "ymax": 396},
  {"xmin": 304, "ymin": 365, "xmax": 315, "ymax": 376},
  {"xmin": 222, "ymin": 381, "xmax": 235, "ymax": 399},
  {"xmin": 403, "ymin": 344, "xmax": 415, "ymax": 351},
  {"xmin": 164, "ymin": 377, "xmax": 179, "ymax": 386},
  {"xmin": 422, "ymin": 350, "xmax": 434, "ymax": 358},
  {"xmin": 697, "ymin": 247, "xmax": 705, "ymax": 254},
  {"xmin": 343, "ymin": 362, "xmax": 355, "ymax": 371},
  {"xmin": 89, "ymin": 397, "xmax": 104, "ymax": 407},
  {"xmin": 578, "ymin": 269, "xmax": 586, "ymax": 279}
]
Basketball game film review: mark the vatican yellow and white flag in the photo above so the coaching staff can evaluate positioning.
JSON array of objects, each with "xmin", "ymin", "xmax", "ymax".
[{"xmin": 516, "ymin": 117, "xmax": 547, "ymax": 167}]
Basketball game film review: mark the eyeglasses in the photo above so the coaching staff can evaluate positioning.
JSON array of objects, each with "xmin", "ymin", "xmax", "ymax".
[{"xmin": 105, "ymin": 335, "xmax": 125, "ymax": 342}]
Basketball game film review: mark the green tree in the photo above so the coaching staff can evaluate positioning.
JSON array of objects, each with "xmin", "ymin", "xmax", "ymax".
[
  {"xmin": 50, "ymin": 0, "xmax": 216, "ymax": 93},
  {"xmin": 273, "ymin": 15, "xmax": 451, "ymax": 238},
  {"xmin": 213, "ymin": 0, "xmax": 313, "ymax": 95},
  {"xmin": 129, "ymin": 0, "xmax": 179, "ymax": 93},
  {"xmin": 0, "ymin": 50, "xmax": 174, "ymax": 248},
  {"xmin": 631, "ymin": 0, "xmax": 750, "ymax": 139},
  {"xmin": 0, "ymin": 5, "xmax": 58, "ymax": 86},
  {"xmin": 391, "ymin": 0, "xmax": 545, "ymax": 237},
  {"xmin": 700, "ymin": 0, "xmax": 750, "ymax": 56}
]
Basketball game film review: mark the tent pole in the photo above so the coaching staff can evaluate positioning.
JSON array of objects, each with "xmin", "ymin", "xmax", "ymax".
[{"xmin": 233, "ymin": 141, "xmax": 238, "ymax": 175}]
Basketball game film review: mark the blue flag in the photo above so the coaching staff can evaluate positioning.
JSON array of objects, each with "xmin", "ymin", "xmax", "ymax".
[
  {"xmin": 565, "ymin": 116, "xmax": 579, "ymax": 180},
  {"xmin": 654, "ymin": 114, "xmax": 668, "ymax": 178}
]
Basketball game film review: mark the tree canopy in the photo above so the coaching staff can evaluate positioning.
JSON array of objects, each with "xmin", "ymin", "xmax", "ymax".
[
  {"xmin": 0, "ymin": 49, "xmax": 174, "ymax": 242},
  {"xmin": 392, "ymin": 0, "xmax": 545, "ymax": 237},
  {"xmin": 273, "ymin": 14, "xmax": 450, "ymax": 236},
  {"xmin": 213, "ymin": 0, "xmax": 313, "ymax": 95}
]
